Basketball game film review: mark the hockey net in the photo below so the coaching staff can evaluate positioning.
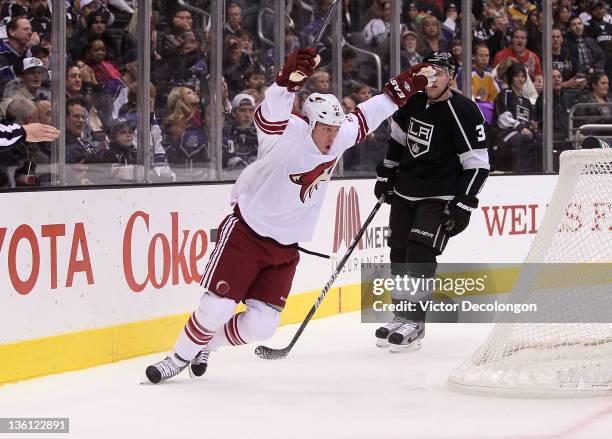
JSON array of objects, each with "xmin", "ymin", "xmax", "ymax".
[{"xmin": 448, "ymin": 149, "xmax": 612, "ymax": 397}]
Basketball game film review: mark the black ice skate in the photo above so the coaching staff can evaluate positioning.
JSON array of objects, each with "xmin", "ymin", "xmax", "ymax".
[
  {"xmin": 375, "ymin": 316, "xmax": 408, "ymax": 347},
  {"xmin": 145, "ymin": 353, "xmax": 188, "ymax": 384},
  {"xmin": 189, "ymin": 346, "xmax": 210, "ymax": 378},
  {"xmin": 388, "ymin": 321, "xmax": 425, "ymax": 353}
]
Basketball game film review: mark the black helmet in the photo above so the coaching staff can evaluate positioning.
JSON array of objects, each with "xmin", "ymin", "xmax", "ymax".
[{"xmin": 423, "ymin": 51, "xmax": 457, "ymax": 78}]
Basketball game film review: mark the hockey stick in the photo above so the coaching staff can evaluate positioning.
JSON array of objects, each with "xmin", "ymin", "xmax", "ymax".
[
  {"xmin": 255, "ymin": 194, "xmax": 386, "ymax": 360},
  {"xmin": 288, "ymin": 0, "xmax": 340, "ymax": 82}
]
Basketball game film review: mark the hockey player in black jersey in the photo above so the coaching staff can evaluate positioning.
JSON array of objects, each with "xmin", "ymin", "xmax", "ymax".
[{"xmin": 374, "ymin": 52, "xmax": 490, "ymax": 352}]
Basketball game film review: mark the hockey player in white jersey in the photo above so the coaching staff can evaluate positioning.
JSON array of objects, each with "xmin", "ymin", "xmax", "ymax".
[{"xmin": 145, "ymin": 48, "xmax": 437, "ymax": 383}]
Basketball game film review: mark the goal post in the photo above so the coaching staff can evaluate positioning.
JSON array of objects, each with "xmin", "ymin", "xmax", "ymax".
[{"xmin": 448, "ymin": 149, "xmax": 612, "ymax": 397}]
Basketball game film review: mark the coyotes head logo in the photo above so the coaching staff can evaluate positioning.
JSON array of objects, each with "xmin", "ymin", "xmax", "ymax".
[{"xmin": 290, "ymin": 158, "xmax": 337, "ymax": 203}]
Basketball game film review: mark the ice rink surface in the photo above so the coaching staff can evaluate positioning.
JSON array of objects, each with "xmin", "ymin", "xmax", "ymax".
[{"xmin": 1, "ymin": 313, "xmax": 612, "ymax": 439}]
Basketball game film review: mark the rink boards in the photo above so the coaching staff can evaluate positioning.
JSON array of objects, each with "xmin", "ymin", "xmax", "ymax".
[{"xmin": 0, "ymin": 175, "xmax": 557, "ymax": 383}]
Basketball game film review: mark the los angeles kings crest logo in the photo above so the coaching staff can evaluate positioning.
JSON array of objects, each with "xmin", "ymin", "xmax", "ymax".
[{"xmin": 407, "ymin": 117, "xmax": 434, "ymax": 158}]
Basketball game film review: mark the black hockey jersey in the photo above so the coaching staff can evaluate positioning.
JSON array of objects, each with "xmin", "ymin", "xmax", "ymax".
[
  {"xmin": 385, "ymin": 90, "xmax": 490, "ymax": 199},
  {"xmin": 493, "ymin": 88, "xmax": 533, "ymax": 137}
]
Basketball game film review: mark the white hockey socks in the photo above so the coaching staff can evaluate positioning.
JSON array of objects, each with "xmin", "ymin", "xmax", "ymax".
[
  {"xmin": 173, "ymin": 291, "xmax": 237, "ymax": 361},
  {"xmin": 208, "ymin": 299, "xmax": 280, "ymax": 350}
]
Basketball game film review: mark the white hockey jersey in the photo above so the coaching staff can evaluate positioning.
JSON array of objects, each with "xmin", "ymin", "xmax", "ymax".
[{"xmin": 230, "ymin": 83, "xmax": 397, "ymax": 245}]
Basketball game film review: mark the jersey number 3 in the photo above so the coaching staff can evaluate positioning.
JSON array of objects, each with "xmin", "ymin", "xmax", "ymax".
[{"xmin": 476, "ymin": 124, "xmax": 485, "ymax": 142}]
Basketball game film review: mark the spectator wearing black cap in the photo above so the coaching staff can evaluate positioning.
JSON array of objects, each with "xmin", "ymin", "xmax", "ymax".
[
  {"xmin": 98, "ymin": 118, "xmax": 137, "ymax": 167},
  {"xmin": 587, "ymin": 1, "xmax": 612, "ymax": 79},
  {"xmin": 441, "ymin": 3, "xmax": 459, "ymax": 42}
]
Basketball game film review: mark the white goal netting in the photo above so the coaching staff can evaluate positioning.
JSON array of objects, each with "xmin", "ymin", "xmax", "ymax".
[{"xmin": 448, "ymin": 149, "xmax": 612, "ymax": 397}]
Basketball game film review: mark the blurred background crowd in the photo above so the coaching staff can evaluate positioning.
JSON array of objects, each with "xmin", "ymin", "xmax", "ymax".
[{"xmin": 0, "ymin": 0, "xmax": 611, "ymax": 187}]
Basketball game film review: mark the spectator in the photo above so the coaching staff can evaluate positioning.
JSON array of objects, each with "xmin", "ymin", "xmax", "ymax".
[
  {"xmin": 35, "ymin": 98, "xmax": 51, "ymax": 125},
  {"xmin": 587, "ymin": 1, "xmax": 612, "ymax": 79},
  {"xmin": 507, "ymin": 0, "xmax": 537, "ymax": 26},
  {"xmin": 0, "ymin": 98, "xmax": 36, "ymax": 183},
  {"xmin": 341, "ymin": 95, "xmax": 356, "ymax": 113},
  {"xmin": 162, "ymin": 86, "xmax": 209, "ymax": 173},
  {"xmin": 98, "ymin": 118, "xmax": 138, "ymax": 177},
  {"xmin": 69, "ymin": 9, "xmax": 118, "ymax": 63},
  {"xmin": 242, "ymin": 66, "xmax": 266, "ymax": 96},
  {"xmin": 292, "ymin": 88, "xmax": 311, "ymax": 115},
  {"xmin": 0, "ymin": 0, "xmax": 30, "ymax": 21},
  {"xmin": 553, "ymin": 5, "xmax": 572, "ymax": 33},
  {"xmin": 236, "ymin": 29, "xmax": 260, "ymax": 68},
  {"xmin": 400, "ymin": 30, "xmax": 423, "ymax": 71},
  {"xmin": 416, "ymin": 16, "xmax": 449, "ymax": 57},
  {"xmin": 492, "ymin": 63, "xmax": 538, "ymax": 172},
  {"xmin": 29, "ymin": 0, "xmax": 51, "ymax": 41},
  {"xmin": 536, "ymin": 68, "xmax": 571, "ymax": 144},
  {"xmin": 65, "ymin": 61, "xmax": 111, "ymax": 135},
  {"xmin": 306, "ymin": 71, "xmax": 331, "ymax": 94},
  {"xmin": 493, "ymin": 27, "xmax": 543, "ymax": 91},
  {"xmin": 161, "ymin": 8, "xmax": 193, "ymax": 60},
  {"xmin": 487, "ymin": 13, "xmax": 512, "ymax": 58},
  {"xmin": 0, "ymin": 16, "xmax": 34, "ymax": 94},
  {"xmin": 552, "ymin": 27, "xmax": 579, "ymax": 86},
  {"xmin": 111, "ymin": 50, "xmax": 138, "ymax": 119},
  {"xmin": 576, "ymin": 72, "xmax": 612, "ymax": 125},
  {"xmin": 75, "ymin": 0, "xmax": 114, "ymax": 34},
  {"xmin": 337, "ymin": 46, "xmax": 360, "ymax": 97},
  {"xmin": 441, "ymin": 3, "xmax": 459, "ymax": 42},
  {"xmin": 488, "ymin": 0, "xmax": 507, "ymax": 17},
  {"xmin": 20, "ymin": 98, "xmax": 53, "ymax": 182},
  {"xmin": 351, "ymin": 82, "xmax": 373, "ymax": 104},
  {"xmin": 526, "ymin": 9, "xmax": 543, "ymax": 56},
  {"xmin": 0, "ymin": 57, "xmax": 50, "ymax": 117},
  {"xmin": 81, "ymin": 36, "xmax": 122, "ymax": 96},
  {"xmin": 450, "ymin": 38, "xmax": 462, "ymax": 68},
  {"xmin": 458, "ymin": 44, "xmax": 500, "ymax": 103},
  {"xmin": 65, "ymin": 99, "xmax": 97, "ymax": 167},
  {"xmin": 402, "ymin": 2, "xmax": 419, "ymax": 32},
  {"xmin": 565, "ymin": 16, "xmax": 606, "ymax": 77},
  {"xmin": 363, "ymin": 0, "xmax": 387, "ymax": 26},
  {"xmin": 226, "ymin": 93, "xmax": 258, "ymax": 168},
  {"xmin": 224, "ymin": 2, "xmax": 243, "ymax": 38},
  {"xmin": 363, "ymin": 1, "xmax": 396, "ymax": 49}
]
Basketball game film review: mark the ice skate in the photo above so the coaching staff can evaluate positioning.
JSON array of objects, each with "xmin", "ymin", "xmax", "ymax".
[
  {"xmin": 189, "ymin": 346, "xmax": 210, "ymax": 378},
  {"xmin": 145, "ymin": 353, "xmax": 188, "ymax": 384},
  {"xmin": 388, "ymin": 321, "xmax": 425, "ymax": 353},
  {"xmin": 375, "ymin": 316, "xmax": 408, "ymax": 347}
]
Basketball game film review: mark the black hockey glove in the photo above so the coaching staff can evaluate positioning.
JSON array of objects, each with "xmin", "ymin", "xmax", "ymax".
[
  {"xmin": 441, "ymin": 196, "xmax": 479, "ymax": 237},
  {"xmin": 374, "ymin": 163, "xmax": 397, "ymax": 204}
]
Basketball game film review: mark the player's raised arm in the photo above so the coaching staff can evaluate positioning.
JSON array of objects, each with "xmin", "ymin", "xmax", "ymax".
[
  {"xmin": 255, "ymin": 48, "xmax": 318, "ymax": 156},
  {"xmin": 340, "ymin": 64, "xmax": 437, "ymax": 148}
]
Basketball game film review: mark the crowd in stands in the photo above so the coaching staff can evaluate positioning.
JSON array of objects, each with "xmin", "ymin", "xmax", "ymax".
[{"xmin": 1, "ymin": 0, "xmax": 612, "ymax": 187}]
